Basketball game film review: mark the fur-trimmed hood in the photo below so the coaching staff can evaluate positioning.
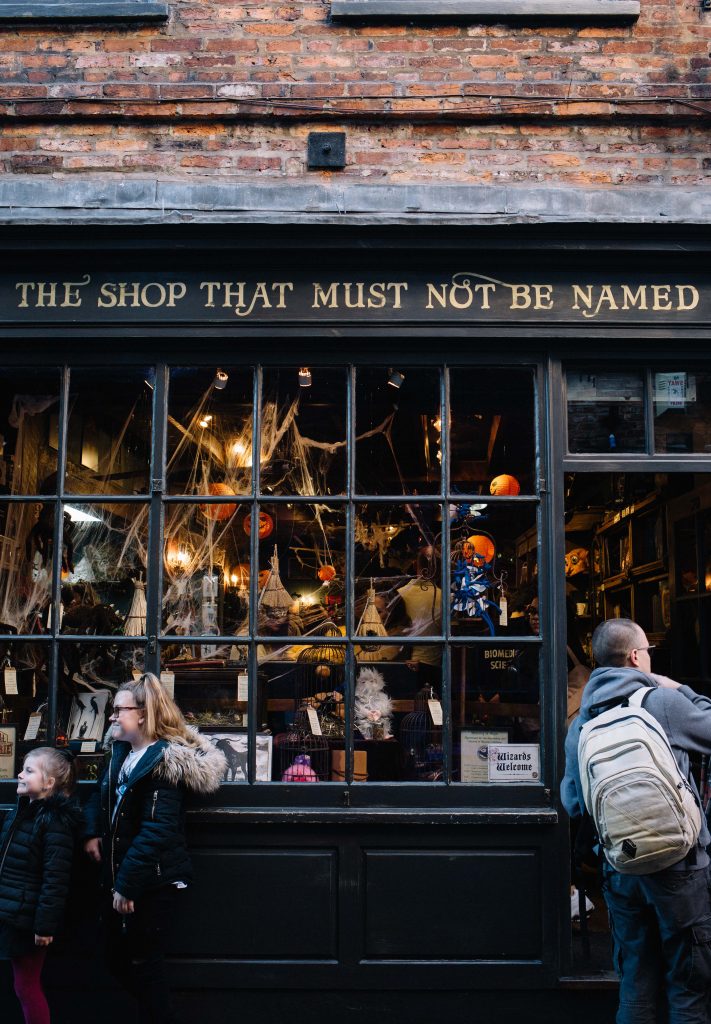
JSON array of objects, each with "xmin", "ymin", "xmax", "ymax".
[{"xmin": 154, "ymin": 729, "xmax": 226, "ymax": 794}]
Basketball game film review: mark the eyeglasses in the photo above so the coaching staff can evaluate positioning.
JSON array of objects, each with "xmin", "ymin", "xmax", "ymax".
[
  {"xmin": 109, "ymin": 705, "xmax": 141, "ymax": 717},
  {"xmin": 632, "ymin": 645, "xmax": 657, "ymax": 654}
]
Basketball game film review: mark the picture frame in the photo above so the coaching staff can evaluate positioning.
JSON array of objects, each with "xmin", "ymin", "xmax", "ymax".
[
  {"xmin": 203, "ymin": 728, "xmax": 273, "ymax": 783},
  {"xmin": 460, "ymin": 728, "xmax": 509, "ymax": 784},
  {"xmin": 0, "ymin": 723, "xmax": 17, "ymax": 780},
  {"xmin": 67, "ymin": 689, "xmax": 111, "ymax": 743}
]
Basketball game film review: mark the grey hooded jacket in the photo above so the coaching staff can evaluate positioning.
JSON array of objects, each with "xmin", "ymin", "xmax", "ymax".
[{"xmin": 562, "ymin": 666, "xmax": 711, "ymax": 869}]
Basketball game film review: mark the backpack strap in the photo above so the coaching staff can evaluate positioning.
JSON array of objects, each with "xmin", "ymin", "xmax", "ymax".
[
  {"xmin": 588, "ymin": 686, "xmax": 654, "ymax": 718},
  {"xmin": 627, "ymin": 687, "xmax": 654, "ymax": 709}
]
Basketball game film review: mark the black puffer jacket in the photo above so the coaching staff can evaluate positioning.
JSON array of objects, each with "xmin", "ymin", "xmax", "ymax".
[
  {"xmin": 0, "ymin": 794, "xmax": 84, "ymax": 936},
  {"xmin": 84, "ymin": 732, "xmax": 225, "ymax": 902}
]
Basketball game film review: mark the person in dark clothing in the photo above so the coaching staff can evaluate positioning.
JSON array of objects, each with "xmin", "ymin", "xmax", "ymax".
[
  {"xmin": 562, "ymin": 617, "xmax": 711, "ymax": 1024},
  {"xmin": 0, "ymin": 746, "xmax": 82, "ymax": 1024},
  {"xmin": 83, "ymin": 673, "xmax": 226, "ymax": 1024}
]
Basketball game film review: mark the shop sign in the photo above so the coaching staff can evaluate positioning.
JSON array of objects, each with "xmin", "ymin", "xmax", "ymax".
[
  {"xmin": 0, "ymin": 270, "xmax": 709, "ymax": 324},
  {"xmin": 487, "ymin": 744, "xmax": 540, "ymax": 783}
]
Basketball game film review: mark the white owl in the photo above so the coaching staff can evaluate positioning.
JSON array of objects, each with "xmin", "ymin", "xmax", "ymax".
[{"xmin": 355, "ymin": 667, "xmax": 393, "ymax": 740}]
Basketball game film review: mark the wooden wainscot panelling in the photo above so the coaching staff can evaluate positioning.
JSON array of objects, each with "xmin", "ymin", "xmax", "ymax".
[
  {"xmin": 363, "ymin": 849, "xmax": 541, "ymax": 961},
  {"xmin": 169, "ymin": 848, "xmax": 338, "ymax": 959}
]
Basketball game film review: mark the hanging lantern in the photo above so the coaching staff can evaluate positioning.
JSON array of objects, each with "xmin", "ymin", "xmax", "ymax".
[
  {"xmin": 243, "ymin": 511, "xmax": 274, "ymax": 540},
  {"xmin": 463, "ymin": 534, "xmax": 495, "ymax": 566},
  {"xmin": 200, "ymin": 482, "xmax": 237, "ymax": 522},
  {"xmin": 489, "ymin": 474, "xmax": 520, "ymax": 497},
  {"xmin": 317, "ymin": 564, "xmax": 336, "ymax": 583}
]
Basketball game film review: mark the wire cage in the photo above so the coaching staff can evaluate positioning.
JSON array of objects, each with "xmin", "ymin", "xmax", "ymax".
[
  {"xmin": 400, "ymin": 684, "xmax": 444, "ymax": 782},
  {"xmin": 274, "ymin": 719, "xmax": 331, "ymax": 782},
  {"xmin": 295, "ymin": 623, "xmax": 346, "ymax": 736}
]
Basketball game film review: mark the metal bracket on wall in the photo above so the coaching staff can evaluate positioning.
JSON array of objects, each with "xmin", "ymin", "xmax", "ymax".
[{"xmin": 307, "ymin": 132, "xmax": 346, "ymax": 170}]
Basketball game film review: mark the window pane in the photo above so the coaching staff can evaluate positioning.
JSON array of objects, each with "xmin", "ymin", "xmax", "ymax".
[
  {"xmin": 355, "ymin": 502, "xmax": 442, "ymax": 639},
  {"xmin": 0, "ymin": 642, "xmax": 50, "ymax": 774},
  {"xmin": 163, "ymin": 501, "xmax": 250, "ymax": 638},
  {"xmin": 60, "ymin": 503, "xmax": 149, "ymax": 634},
  {"xmin": 356, "ymin": 367, "xmax": 441, "ymax": 495},
  {"xmin": 452, "ymin": 644, "xmax": 541, "ymax": 783},
  {"xmin": 567, "ymin": 370, "xmax": 645, "ymax": 454},
  {"xmin": 65, "ymin": 369, "xmax": 153, "ymax": 495},
  {"xmin": 450, "ymin": 367, "xmax": 535, "ymax": 495},
  {"xmin": 0, "ymin": 501, "xmax": 53, "ymax": 634},
  {"xmin": 258, "ymin": 505, "xmax": 345, "ymax": 637},
  {"xmin": 355, "ymin": 646, "xmax": 443, "ymax": 783},
  {"xmin": 261, "ymin": 367, "xmax": 347, "ymax": 497},
  {"xmin": 450, "ymin": 501, "xmax": 538, "ymax": 638},
  {"xmin": 675, "ymin": 517, "xmax": 698, "ymax": 595},
  {"xmin": 654, "ymin": 371, "xmax": 711, "ymax": 454},
  {"xmin": 259, "ymin": 642, "xmax": 343, "ymax": 783},
  {"xmin": 0, "ymin": 369, "xmax": 60, "ymax": 495},
  {"xmin": 167, "ymin": 366, "xmax": 253, "ymax": 496}
]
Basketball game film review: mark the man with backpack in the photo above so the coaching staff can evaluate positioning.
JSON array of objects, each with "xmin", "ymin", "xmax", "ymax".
[{"xmin": 562, "ymin": 617, "xmax": 711, "ymax": 1024}]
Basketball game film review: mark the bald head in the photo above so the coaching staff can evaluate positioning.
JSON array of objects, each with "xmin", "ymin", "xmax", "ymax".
[{"xmin": 592, "ymin": 618, "xmax": 646, "ymax": 668}]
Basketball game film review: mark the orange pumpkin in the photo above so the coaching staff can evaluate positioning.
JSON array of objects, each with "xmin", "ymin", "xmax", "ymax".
[
  {"xmin": 489, "ymin": 474, "xmax": 520, "ymax": 497},
  {"xmin": 200, "ymin": 482, "xmax": 237, "ymax": 521},
  {"xmin": 318, "ymin": 565, "xmax": 336, "ymax": 582},
  {"xmin": 243, "ymin": 511, "xmax": 274, "ymax": 540},
  {"xmin": 463, "ymin": 534, "xmax": 495, "ymax": 566}
]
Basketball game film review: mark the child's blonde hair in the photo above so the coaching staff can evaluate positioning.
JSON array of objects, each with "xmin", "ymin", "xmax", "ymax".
[{"xmin": 25, "ymin": 746, "xmax": 77, "ymax": 797}]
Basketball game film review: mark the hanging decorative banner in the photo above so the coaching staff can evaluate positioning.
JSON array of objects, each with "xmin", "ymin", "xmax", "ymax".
[{"xmin": 0, "ymin": 270, "xmax": 707, "ymax": 325}]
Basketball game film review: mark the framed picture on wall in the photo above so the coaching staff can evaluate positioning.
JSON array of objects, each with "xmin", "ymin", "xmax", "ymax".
[
  {"xmin": 0, "ymin": 723, "xmax": 17, "ymax": 780},
  {"xmin": 67, "ymin": 690, "xmax": 111, "ymax": 743},
  {"xmin": 204, "ymin": 729, "xmax": 273, "ymax": 783}
]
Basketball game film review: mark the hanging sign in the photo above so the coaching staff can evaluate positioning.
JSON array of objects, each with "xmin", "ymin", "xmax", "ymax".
[{"xmin": 0, "ymin": 270, "xmax": 707, "ymax": 326}]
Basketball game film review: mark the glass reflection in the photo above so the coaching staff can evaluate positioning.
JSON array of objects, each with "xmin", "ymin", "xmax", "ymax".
[
  {"xmin": 654, "ymin": 371, "xmax": 711, "ymax": 454},
  {"xmin": 567, "ymin": 370, "xmax": 645, "ymax": 454},
  {"xmin": 0, "ymin": 502, "xmax": 53, "ymax": 635},
  {"xmin": 0, "ymin": 369, "xmax": 59, "ymax": 496},
  {"xmin": 65, "ymin": 369, "xmax": 153, "ymax": 495}
]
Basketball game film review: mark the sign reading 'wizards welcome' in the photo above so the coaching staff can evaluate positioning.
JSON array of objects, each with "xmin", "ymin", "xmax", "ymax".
[{"xmin": 0, "ymin": 271, "xmax": 707, "ymax": 323}]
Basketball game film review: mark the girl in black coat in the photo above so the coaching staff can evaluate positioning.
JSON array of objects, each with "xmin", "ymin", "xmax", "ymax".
[
  {"xmin": 83, "ymin": 674, "xmax": 225, "ymax": 1024},
  {"xmin": 0, "ymin": 746, "xmax": 82, "ymax": 1024}
]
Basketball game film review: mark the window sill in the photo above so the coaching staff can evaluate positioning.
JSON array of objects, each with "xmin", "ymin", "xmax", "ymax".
[
  {"xmin": 0, "ymin": 0, "xmax": 167, "ymax": 19},
  {"xmin": 188, "ymin": 807, "xmax": 559, "ymax": 825},
  {"xmin": 331, "ymin": 0, "xmax": 639, "ymax": 19}
]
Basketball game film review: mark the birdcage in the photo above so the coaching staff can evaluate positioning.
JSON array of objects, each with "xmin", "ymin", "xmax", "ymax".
[
  {"xmin": 273, "ymin": 718, "xmax": 331, "ymax": 782},
  {"xmin": 400, "ymin": 684, "xmax": 443, "ymax": 781},
  {"xmin": 294, "ymin": 624, "xmax": 346, "ymax": 735}
]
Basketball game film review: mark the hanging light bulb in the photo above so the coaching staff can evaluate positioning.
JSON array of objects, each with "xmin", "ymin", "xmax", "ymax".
[
  {"xmin": 387, "ymin": 368, "xmax": 405, "ymax": 389},
  {"xmin": 214, "ymin": 369, "xmax": 229, "ymax": 390},
  {"xmin": 298, "ymin": 367, "xmax": 312, "ymax": 388}
]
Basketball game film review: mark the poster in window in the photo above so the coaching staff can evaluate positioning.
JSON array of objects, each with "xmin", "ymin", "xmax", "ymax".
[
  {"xmin": 0, "ymin": 724, "xmax": 16, "ymax": 780},
  {"xmin": 460, "ymin": 729, "xmax": 508, "ymax": 783},
  {"xmin": 205, "ymin": 730, "xmax": 272, "ymax": 783}
]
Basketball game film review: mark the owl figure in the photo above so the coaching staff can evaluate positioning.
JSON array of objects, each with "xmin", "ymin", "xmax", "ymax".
[{"xmin": 355, "ymin": 667, "xmax": 393, "ymax": 740}]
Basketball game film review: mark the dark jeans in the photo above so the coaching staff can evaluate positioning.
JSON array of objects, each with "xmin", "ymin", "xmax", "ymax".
[
  {"xmin": 603, "ymin": 863, "xmax": 711, "ymax": 1024},
  {"xmin": 102, "ymin": 886, "xmax": 184, "ymax": 1024}
]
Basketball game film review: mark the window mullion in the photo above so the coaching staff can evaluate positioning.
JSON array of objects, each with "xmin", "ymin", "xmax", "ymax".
[
  {"xmin": 48, "ymin": 365, "xmax": 71, "ymax": 748},
  {"xmin": 145, "ymin": 362, "xmax": 168, "ymax": 676}
]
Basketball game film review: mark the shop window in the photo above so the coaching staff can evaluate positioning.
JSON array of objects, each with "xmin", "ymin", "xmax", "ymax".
[
  {"xmin": 0, "ymin": 368, "xmax": 60, "ymax": 496},
  {"xmin": 566, "ymin": 370, "xmax": 645, "ymax": 454},
  {"xmin": 654, "ymin": 370, "xmax": 711, "ymax": 455}
]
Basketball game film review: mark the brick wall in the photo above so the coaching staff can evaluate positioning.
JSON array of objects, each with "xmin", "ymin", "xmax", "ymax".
[{"xmin": 0, "ymin": 0, "xmax": 710, "ymax": 185}]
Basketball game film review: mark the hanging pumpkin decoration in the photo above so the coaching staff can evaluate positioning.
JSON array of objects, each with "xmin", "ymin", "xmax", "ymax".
[
  {"xmin": 200, "ymin": 482, "xmax": 237, "ymax": 522},
  {"xmin": 489, "ymin": 474, "xmax": 520, "ymax": 497},
  {"xmin": 258, "ymin": 568, "xmax": 271, "ymax": 590},
  {"xmin": 243, "ymin": 511, "xmax": 274, "ymax": 540},
  {"xmin": 317, "ymin": 564, "xmax": 336, "ymax": 583},
  {"xmin": 463, "ymin": 534, "xmax": 495, "ymax": 566}
]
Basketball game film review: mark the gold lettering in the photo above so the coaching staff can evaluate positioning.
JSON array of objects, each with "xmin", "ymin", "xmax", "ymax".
[
  {"xmin": 676, "ymin": 285, "xmax": 699, "ymax": 311},
  {"xmin": 475, "ymin": 283, "xmax": 496, "ymax": 309},
  {"xmin": 166, "ymin": 282, "xmax": 187, "ymax": 307},
  {"xmin": 533, "ymin": 284, "xmax": 553, "ymax": 310},
  {"xmin": 509, "ymin": 284, "xmax": 531, "ymax": 310},
  {"xmin": 368, "ymin": 283, "xmax": 386, "ymax": 309},
  {"xmin": 222, "ymin": 282, "xmax": 245, "ymax": 309},
  {"xmin": 199, "ymin": 282, "xmax": 220, "ymax": 308},
  {"xmin": 571, "ymin": 284, "xmax": 593, "ymax": 312},
  {"xmin": 140, "ymin": 283, "xmax": 167, "ymax": 308},
  {"xmin": 387, "ymin": 282, "xmax": 407, "ymax": 309},
  {"xmin": 272, "ymin": 282, "xmax": 293, "ymax": 309},
  {"xmin": 312, "ymin": 283, "xmax": 339, "ymax": 309},
  {"xmin": 426, "ymin": 283, "xmax": 448, "ymax": 310},
  {"xmin": 343, "ymin": 283, "xmax": 365, "ymax": 309},
  {"xmin": 15, "ymin": 282, "xmax": 34, "ymax": 308},
  {"xmin": 620, "ymin": 285, "xmax": 648, "ymax": 311},
  {"xmin": 652, "ymin": 285, "xmax": 672, "ymax": 311},
  {"xmin": 97, "ymin": 283, "xmax": 118, "ymax": 308},
  {"xmin": 60, "ymin": 275, "xmax": 90, "ymax": 308},
  {"xmin": 116, "ymin": 282, "xmax": 141, "ymax": 308},
  {"xmin": 36, "ymin": 282, "xmax": 57, "ymax": 308}
]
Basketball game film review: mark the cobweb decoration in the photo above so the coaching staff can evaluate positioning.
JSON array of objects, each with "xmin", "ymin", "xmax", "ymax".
[{"xmin": 123, "ymin": 576, "xmax": 147, "ymax": 637}]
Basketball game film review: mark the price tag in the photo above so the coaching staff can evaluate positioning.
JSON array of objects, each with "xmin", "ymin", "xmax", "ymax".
[
  {"xmin": 4, "ymin": 667, "xmax": 18, "ymax": 695},
  {"xmin": 80, "ymin": 741, "xmax": 97, "ymax": 754},
  {"xmin": 499, "ymin": 595, "xmax": 508, "ymax": 627},
  {"xmin": 160, "ymin": 672, "xmax": 175, "ymax": 698},
  {"xmin": 306, "ymin": 707, "xmax": 322, "ymax": 736},
  {"xmin": 237, "ymin": 673, "xmax": 249, "ymax": 702},
  {"xmin": 428, "ymin": 699, "xmax": 443, "ymax": 726},
  {"xmin": 24, "ymin": 713, "xmax": 42, "ymax": 741}
]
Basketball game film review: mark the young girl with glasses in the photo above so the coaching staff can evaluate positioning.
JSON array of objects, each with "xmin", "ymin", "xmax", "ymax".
[
  {"xmin": 0, "ymin": 747, "xmax": 82, "ymax": 1024},
  {"xmin": 83, "ymin": 673, "xmax": 225, "ymax": 1024}
]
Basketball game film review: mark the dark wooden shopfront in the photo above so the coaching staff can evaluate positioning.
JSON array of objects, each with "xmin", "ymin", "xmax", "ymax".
[{"xmin": 2, "ymin": 223, "xmax": 711, "ymax": 1022}]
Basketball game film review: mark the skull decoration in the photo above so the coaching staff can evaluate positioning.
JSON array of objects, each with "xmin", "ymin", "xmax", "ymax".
[{"xmin": 565, "ymin": 547, "xmax": 589, "ymax": 578}]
